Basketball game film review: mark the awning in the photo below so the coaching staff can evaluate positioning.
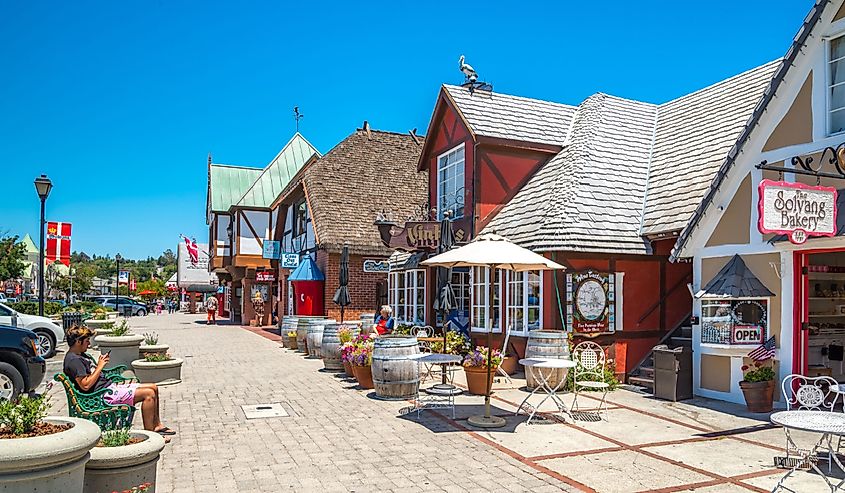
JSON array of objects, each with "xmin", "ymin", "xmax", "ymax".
[
  {"xmin": 288, "ymin": 257, "xmax": 325, "ymax": 281},
  {"xmin": 695, "ymin": 254, "xmax": 774, "ymax": 298},
  {"xmin": 185, "ymin": 284, "xmax": 218, "ymax": 293}
]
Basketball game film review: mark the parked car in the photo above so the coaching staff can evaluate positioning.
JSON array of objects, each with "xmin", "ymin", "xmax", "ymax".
[
  {"xmin": 101, "ymin": 298, "xmax": 148, "ymax": 316},
  {"xmin": 0, "ymin": 294, "xmax": 6, "ymax": 303},
  {"xmin": 0, "ymin": 324, "xmax": 46, "ymax": 400},
  {"xmin": 47, "ymin": 299, "xmax": 67, "ymax": 307},
  {"xmin": 0, "ymin": 302, "xmax": 65, "ymax": 358}
]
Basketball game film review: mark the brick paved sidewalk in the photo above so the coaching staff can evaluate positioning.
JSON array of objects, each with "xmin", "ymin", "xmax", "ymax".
[{"xmin": 47, "ymin": 313, "xmax": 835, "ymax": 492}]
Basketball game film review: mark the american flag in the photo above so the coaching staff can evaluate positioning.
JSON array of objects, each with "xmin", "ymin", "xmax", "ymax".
[{"xmin": 747, "ymin": 336, "xmax": 776, "ymax": 361}]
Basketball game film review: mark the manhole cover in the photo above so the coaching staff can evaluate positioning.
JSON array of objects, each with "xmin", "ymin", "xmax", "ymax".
[{"xmin": 241, "ymin": 403, "xmax": 289, "ymax": 419}]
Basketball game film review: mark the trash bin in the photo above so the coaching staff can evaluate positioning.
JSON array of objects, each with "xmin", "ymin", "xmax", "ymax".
[
  {"xmin": 653, "ymin": 344, "xmax": 693, "ymax": 401},
  {"xmin": 121, "ymin": 305, "xmax": 133, "ymax": 317},
  {"xmin": 61, "ymin": 312, "xmax": 83, "ymax": 333}
]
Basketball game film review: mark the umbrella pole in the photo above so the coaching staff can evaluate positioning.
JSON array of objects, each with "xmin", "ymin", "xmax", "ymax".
[
  {"xmin": 442, "ymin": 318, "xmax": 449, "ymax": 385},
  {"xmin": 468, "ymin": 264, "xmax": 506, "ymax": 429}
]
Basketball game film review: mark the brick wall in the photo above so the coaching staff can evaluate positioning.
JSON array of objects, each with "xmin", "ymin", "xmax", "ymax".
[{"xmin": 318, "ymin": 250, "xmax": 386, "ymax": 322}]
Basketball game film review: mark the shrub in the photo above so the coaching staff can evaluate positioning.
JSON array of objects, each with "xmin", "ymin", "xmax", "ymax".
[
  {"xmin": 144, "ymin": 353, "xmax": 171, "ymax": 362},
  {"xmin": 101, "ymin": 428, "xmax": 131, "ymax": 447},
  {"xmin": 143, "ymin": 332, "xmax": 159, "ymax": 345},
  {"xmin": 67, "ymin": 301, "xmax": 100, "ymax": 312},
  {"xmin": 392, "ymin": 324, "xmax": 413, "ymax": 335},
  {"xmin": 741, "ymin": 363, "xmax": 775, "ymax": 383},
  {"xmin": 563, "ymin": 362, "xmax": 619, "ymax": 391},
  {"xmin": 0, "ymin": 394, "xmax": 50, "ymax": 435},
  {"xmin": 429, "ymin": 331, "xmax": 471, "ymax": 355},
  {"xmin": 8, "ymin": 301, "xmax": 63, "ymax": 316},
  {"xmin": 110, "ymin": 320, "xmax": 131, "ymax": 337}
]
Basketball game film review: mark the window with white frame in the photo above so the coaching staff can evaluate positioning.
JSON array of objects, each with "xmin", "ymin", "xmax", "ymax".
[
  {"xmin": 388, "ymin": 270, "xmax": 426, "ymax": 324},
  {"xmin": 830, "ymin": 35, "xmax": 845, "ymax": 134},
  {"xmin": 471, "ymin": 266, "xmax": 501, "ymax": 332},
  {"xmin": 437, "ymin": 144, "xmax": 465, "ymax": 219},
  {"xmin": 436, "ymin": 269, "xmax": 470, "ymax": 327},
  {"xmin": 507, "ymin": 271, "xmax": 542, "ymax": 335}
]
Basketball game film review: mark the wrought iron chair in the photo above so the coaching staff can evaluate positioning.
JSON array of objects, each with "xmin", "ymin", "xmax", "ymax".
[
  {"xmin": 412, "ymin": 326, "xmax": 435, "ymax": 383},
  {"xmin": 571, "ymin": 341, "xmax": 610, "ymax": 421},
  {"xmin": 781, "ymin": 374, "xmax": 839, "ymax": 471},
  {"xmin": 54, "ymin": 367, "xmax": 137, "ymax": 431}
]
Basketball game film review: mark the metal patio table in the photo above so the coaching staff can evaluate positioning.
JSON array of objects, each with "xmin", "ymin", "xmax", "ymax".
[
  {"xmin": 407, "ymin": 353, "xmax": 463, "ymax": 418},
  {"xmin": 771, "ymin": 410, "xmax": 845, "ymax": 492},
  {"xmin": 516, "ymin": 357, "xmax": 576, "ymax": 425}
]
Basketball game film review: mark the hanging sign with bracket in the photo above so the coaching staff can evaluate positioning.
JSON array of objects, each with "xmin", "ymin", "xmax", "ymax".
[{"xmin": 757, "ymin": 179, "xmax": 837, "ymax": 244}]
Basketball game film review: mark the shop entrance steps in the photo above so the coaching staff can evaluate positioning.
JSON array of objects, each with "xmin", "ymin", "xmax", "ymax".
[{"xmin": 626, "ymin": 323, "xmax": 692, "ymax": 393}]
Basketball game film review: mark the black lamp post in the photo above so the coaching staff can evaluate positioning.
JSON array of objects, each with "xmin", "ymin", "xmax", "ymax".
[
  {"xmin": 115, "ymin": 253, "xmax": 122, "ymax": 309},
  {"xmin": 34, "ymin": 175, "xmax": 52, "ymax": 317}
]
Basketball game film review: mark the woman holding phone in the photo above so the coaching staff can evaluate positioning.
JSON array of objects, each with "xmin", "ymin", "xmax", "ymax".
[{"xmin": 63, "ymin": 325, "xmax": 175, "ymax": 439}]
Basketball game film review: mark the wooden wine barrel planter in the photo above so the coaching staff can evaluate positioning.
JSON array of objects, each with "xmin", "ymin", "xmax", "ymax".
[
  {"xmin": 525, "ymin": 330, "xmax": 570, "ymax": 390},
  {"xmin": 307, "ymin": 320, "xmax": 333, "ymax": 359},
  {"xmin": 321, "ymin": 322, "xmax": 361, "ymax": 371},
  {"xmin": 372, "ymin": 335, "xmax": 420, "ymax": 400},
  {"xmin": 295, "ymin": 316, "xmax": 324, "ymax": 353}
]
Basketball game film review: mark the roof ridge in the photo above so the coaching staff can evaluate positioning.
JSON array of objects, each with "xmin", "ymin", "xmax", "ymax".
[
  {"xmin": 638, "ymin": 102, "xmax": 661, "ymax": 235},
  {"xmin": 443, "ymin": 83, "xmax": 578, "ymax": 110},
  {"xmin": 354, "ymin": 127, "xmax": 427, "ymax": 138},
  {"xmin": 659, "ymin": 59, "xmax": 782, "ymax": 107},
  {"xmin": 210, "ymin": 163, "xmax": 262, "ymax": 170}
]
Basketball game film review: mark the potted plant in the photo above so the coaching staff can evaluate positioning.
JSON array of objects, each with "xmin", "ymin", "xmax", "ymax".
[
  {"xmin": 340, "ymin": 341, "xmax": 355, "ymax": 376},
  {"xmin": 0, "ymin": 393, "xmax": 101, "ymax": 492},
  {"xmin": 94, "ymin": 320, "xmax": 144, "ymax": 368},
  {"xmin": 140, "ymin": 332, "xmax": 169, "ymax": 359},
  {"xmin": 350, "ymin": 333, "xmax": 374, "ymax": 389},
  {"xmin": 132, "ymin": 353, "xmax": 183, "ymax": 385},
  {"xmin": 462, "ymin": 346, "xmax": 503, "ymax": 395},
  {"xmin": 84, "ymin": 426, "xmax": 165, "ymax": 493},
  {"xmin": 286, "ymin": 331, "xmax": 298, "ymax": 350},
  {"xmin": 429, "ymin": 330, "xmax": 470, "ymax": 355},
  {"xmin": 739, "ymin": 361, "xmax": 776, "ymax": 413}
]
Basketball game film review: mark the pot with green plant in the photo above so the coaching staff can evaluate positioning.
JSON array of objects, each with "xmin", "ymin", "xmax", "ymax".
[
  {"xmin": 0, "ymin": 393, "xmax": 101, "ymax": 493},
  {"xmin": 139, "ymin": 332, "xmax": 169, "ymax": 359},
  {"xmin": 131, "ymin": 353, "xmax": 183, "ymax": 385},
  {"xmin": 94, "ymin": 320, "xmax": 145, "ymax": 369},
  {"xmin": 462, "ymin": 346, "xmax": 503, "ymax": 395},
  {"xmin": 739, "ymin": 361, "xmax": 776, "ymax": 413},
  {"xmin": 84, "ymin": 427, "xmax": 165, "ymax": 493},
  {"xmin": 349, "ymin": 334, "xmax": 375, "ymax": 389}
]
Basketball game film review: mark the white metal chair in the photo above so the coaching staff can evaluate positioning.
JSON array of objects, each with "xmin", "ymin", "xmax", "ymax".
[
  {"xmin": 412, "ymin": 326, "xmax": 437, "ymax": 383},
  {"xmin": 781, "ymin": 374, "xmax": 839, "ymax": 472},
  {"xmin": 571, "ymin": 341, "xmax": 610, "ymax": 421}
]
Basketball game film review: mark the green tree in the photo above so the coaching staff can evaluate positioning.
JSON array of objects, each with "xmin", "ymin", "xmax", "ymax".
[
  {"xmin": 0, "ymin": 235, "xmax": 27, "ymax": 282},
  {"xmin": 53, "ymin": 265, "xmax": 94, "ymax": 300}
]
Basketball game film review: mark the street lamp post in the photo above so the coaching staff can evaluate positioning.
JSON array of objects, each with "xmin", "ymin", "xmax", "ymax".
[
  {"xmin": 34, "ymin": 175, "xmax": 53, "ymax": 317},
  {"xmin": 115, "ymin": 253, "xmax": 122, "ymax": 312}
]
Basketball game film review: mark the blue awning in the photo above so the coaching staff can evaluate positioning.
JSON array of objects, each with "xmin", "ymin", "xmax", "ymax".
[{"xmin": 288, "ymin": 257, "xmax": 325, "ymax": 281}]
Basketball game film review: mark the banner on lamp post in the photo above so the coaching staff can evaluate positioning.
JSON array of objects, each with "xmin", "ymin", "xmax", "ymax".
[{"xmin": 46, "ymin": 222, "xmax": 72, "ymax": 267}]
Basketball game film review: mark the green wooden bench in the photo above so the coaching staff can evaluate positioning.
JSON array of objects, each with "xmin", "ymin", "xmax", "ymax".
[{"xmin": 53, "ymin": 365, "xmax": 137, "ymax": 430}]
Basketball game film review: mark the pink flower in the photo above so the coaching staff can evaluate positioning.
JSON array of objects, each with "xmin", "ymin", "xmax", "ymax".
[{"xmin": 741, "ymin": 365, "xmax": 749, "ymax": 371}]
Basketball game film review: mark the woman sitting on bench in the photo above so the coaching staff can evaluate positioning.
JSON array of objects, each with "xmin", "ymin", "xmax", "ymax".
[{"xmin": 63, "ymin": 325, "xmax": 175, "ymax": 439}]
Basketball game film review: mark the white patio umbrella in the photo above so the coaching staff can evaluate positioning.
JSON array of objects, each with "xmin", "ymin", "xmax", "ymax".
[{"xmin": 422, "ymin": 233, "xmax": 565, "ymax": 428}]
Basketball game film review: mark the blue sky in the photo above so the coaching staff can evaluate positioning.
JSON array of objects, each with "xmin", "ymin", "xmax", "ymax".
[{"xmin": 0, "ymin": 1, "xmax": 812, "ymax": 259}]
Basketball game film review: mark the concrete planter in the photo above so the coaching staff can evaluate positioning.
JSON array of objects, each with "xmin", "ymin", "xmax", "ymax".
[
  {"xmin": 95, "ymin": 334, "xmax": 144, "ymax": 369},
  {"xmin": 131, "ymin": 358, "xmax": 183, "ymax": 385},
  {"xmin": 139, "ymin": 344, "xmax": 169, "ymax": 359},
  {"xmin": 0, "ymin": 417, "xmax": 100, "ymax": 493},
  {"xmin": 84, "ymin": 319, "xmax": 113, "ymax": 331},
  {"xmin": 84, "ymin": 430, "xmax": 165, "ymax": 493}
]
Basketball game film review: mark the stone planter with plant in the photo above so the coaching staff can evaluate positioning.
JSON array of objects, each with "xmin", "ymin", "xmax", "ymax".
[
  {"xmin": 739, "ymin": 362, "xmax": 775, "ymax": 413},
  {"xmin": 84, "ymin": 427, "xmax": 165, "ymax": 493},
  {"xmin": 131, "ymin": 353, "xmax": 183, "ymax": 385},
  {"xmin": 139, "ymin": 332, "xmax": 169, "ymax": 359},
  {"xmin": 462, "ymin": 346, "xmax": 503, "ymax": 395},
  {"xmin": 95, "ymin": 320, "xmax": 144, "ymax": 369},
  {"xmin": 0, "ymin": 394, "xmax": 101, "ymax": 493}
]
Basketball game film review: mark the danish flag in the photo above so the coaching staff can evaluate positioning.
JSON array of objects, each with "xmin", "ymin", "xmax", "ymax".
[
  {"xmin": 182, "ymin": 235, "xmax": 198, "ymax": 265},
  {"xmin": 46, "ymin": 222, "xmax": 72, "ymax": 267}
]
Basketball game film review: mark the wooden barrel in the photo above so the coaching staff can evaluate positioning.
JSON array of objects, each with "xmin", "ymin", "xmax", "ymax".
[
  {"xmin": 525, "ymin": 330, "xmax": 571, "ymax": 390},
  {"xmin": 372, "ymin": 335, "xmax": 420, "ymax": 400},
  {"xmin": 295, "ymin": 316, "xmax": 324, "ymax": 353},
  {"xmin": 321, "ymin": 322, "xmax": 362, "ymax": 371},
  {"xmin": 306, "ymin": 319, "xmax": 333, "ymax": 358}
]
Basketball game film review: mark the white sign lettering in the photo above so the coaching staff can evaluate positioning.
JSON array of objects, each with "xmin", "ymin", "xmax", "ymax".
[{"xmin": 758, "ymin": 179, "xmax": 837, "ymax": 244}]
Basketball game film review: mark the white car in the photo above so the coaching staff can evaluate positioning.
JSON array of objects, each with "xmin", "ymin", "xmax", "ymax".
[{"xmin": 0, "ymin": 302, "xmax": 64, "ymax": 358}]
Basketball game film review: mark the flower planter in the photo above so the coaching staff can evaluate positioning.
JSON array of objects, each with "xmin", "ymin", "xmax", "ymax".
[
  {"xmin": 287, "ymin": 336, "xmax": 298, "ymax": 350},
  {"xmin": 0, "ymin": 417, "xmax": 100, "ymax": 493},
  {"xmin": 352, "ymin": 365, "xmax": 374, "ymax": 389},
  {"xmin": 84, "ymin": 319, "xmax": 113, "ymax": 330},
  {"xmin": 464, "ymin": 366, "xmax": 495, "ymax": 395},
  {"xmin": 739, "ymin": 380, "xmax": 774, "ymax": 413},
  {"xmin": 343, "ymin": 360, "xmax": 354, "ymax": 377},
  {"xmin": 95, "ymin": 334, "xmax": 144, "ymax": 369},
  {"xmin": 84, "ymin": 430, "xmax": 165, "ymax": 493},
  {"xmin": 500, "ymin": 356, "xmax": 519, "ymax": 376},
  {"xmin": 131, "ymin": 358, "xmax": 183, "ymax": 385},
  {"xmin": 139, "ymin": 344, "xmax": 169, "ymax": 359}
]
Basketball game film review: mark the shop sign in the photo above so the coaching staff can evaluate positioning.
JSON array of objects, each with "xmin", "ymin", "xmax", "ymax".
[
  {"xmin": 363, "ymin": 259, "xmax": 389, "ymax": 273},
  {"xmin": 566, "ymin": 271, "xmax": 615, "ymax": 335},
  {"xmin": 262, "ymin": 240, "xmax": 281, "ymax": 259},
  {"xmin": 280, "ymin": 253, "xmax": 299, "ymax": 269},
  {"xmin": 757, "ymin": 179, "xmax": 837, "ymax": 245},
  {"xmin": 376, "ymin": 217, "xmax": 471, "ymax": 251},
  {"xmin": 256, "ymin": 270, "xmax": 276, "ymax": 282},
  {"xmin": 118, "ymin": 271, "xmax": 130, "ymax": 285},
  {"xmin": 732, "ymin": 324, "xmax": 763, "ymax": 345}
]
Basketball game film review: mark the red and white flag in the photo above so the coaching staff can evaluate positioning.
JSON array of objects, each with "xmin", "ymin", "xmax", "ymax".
[
  {"xmin": 46, "ymin": 222, "xmax": 72, "ymax": 267},
  {"xmin": 182, "ymin": 235, "xmax": 198, "ymax": 265}
]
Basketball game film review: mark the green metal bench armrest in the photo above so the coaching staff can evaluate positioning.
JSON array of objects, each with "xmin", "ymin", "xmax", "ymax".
[
  {"xmin": 53, "ymin": 373, "xmax": 136, "ymax": 430},
  {"xmin": 102, "ymin": 365, "xmax": 136, "ymax": 383},
  {"xmin": 52, "ymin": 373, "xmax": 134, "ymax": 410}
]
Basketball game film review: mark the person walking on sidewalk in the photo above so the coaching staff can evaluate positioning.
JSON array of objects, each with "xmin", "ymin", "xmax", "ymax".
[{"xmin": 205, "ymin": 295, "xmax": 218, "ymax": 325}]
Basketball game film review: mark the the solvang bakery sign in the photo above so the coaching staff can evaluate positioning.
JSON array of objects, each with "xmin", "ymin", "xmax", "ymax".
[{"xmin": 757, "ymin": 179, "xmax": 837, "ymax": 244}]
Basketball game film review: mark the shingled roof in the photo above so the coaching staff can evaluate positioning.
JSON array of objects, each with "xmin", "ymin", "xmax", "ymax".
[
  {"xmin": 279, "ymin": 129, "xmax": 427, "ymax": 256},
  {"xmin": 443, "ymin": 84, "xmax": 577, "ymax": 146},
  {"xmin": 485, "ymin": 93, "xmax": 657, "ymax": 253},
  {"xmin": 234, "ymin": 133, "xmax": 319, "ymax": 209}
]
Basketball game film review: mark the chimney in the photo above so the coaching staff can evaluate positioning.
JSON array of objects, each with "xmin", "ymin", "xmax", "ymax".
[
  {"xmin": 362, "ymin": 120, "xmax": 371, "ymax": 140},
  {"xmin": 409, "ymin": 128, "xmax": 420, "ymax": 145}
]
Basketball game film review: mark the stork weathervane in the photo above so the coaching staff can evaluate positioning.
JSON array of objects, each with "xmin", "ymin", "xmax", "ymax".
[{"xmin": 459, "ymin": 55, "xmax": 492, "ymax": 94}]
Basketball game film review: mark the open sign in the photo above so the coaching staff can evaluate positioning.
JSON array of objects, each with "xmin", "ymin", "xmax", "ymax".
[{"xmin": 732, "ymin": 324, "xmax": 763, "ymax": 345}]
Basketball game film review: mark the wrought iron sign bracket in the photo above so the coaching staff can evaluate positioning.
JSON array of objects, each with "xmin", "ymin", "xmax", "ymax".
[{"xmin": 757, "ymin": 143, "xmax": 845, "ymax": 181}]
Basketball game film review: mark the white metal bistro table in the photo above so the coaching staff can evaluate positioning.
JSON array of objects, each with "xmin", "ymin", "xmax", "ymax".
[
  {"xmin": 406, "ymin": 353, "xmax": 463, "ymax": 418},
  {"xmin": 771, "ymin": 411, "xmax": 845, "ymax": 492},
  {"xmin": 516, "ymin": 358, "xmax": 576, "ymax": 424}
]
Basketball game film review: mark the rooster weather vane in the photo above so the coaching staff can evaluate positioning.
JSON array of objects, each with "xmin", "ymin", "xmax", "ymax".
[{"xmin": 459, "ymin": 55, "xmax": 492, "ymax": 94}]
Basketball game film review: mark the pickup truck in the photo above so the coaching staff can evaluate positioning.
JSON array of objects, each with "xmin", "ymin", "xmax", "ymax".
[{"xmin": 0, "ymin": 325, "xmax": 46, "ymax": 400}]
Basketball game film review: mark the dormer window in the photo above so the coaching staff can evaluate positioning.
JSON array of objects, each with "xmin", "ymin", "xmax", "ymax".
[
  {"xmin": 437, "ymin": 144, "xmax": 465, "ymax": 219},
  {"xmin": 829, "ymin": 35, "xmax": 845, "ymax": 134}
]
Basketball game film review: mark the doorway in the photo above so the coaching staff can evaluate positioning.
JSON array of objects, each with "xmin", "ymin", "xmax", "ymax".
[{"xmin": 796, "ymin": 249, "xmax": 845, "ymax": 380}]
